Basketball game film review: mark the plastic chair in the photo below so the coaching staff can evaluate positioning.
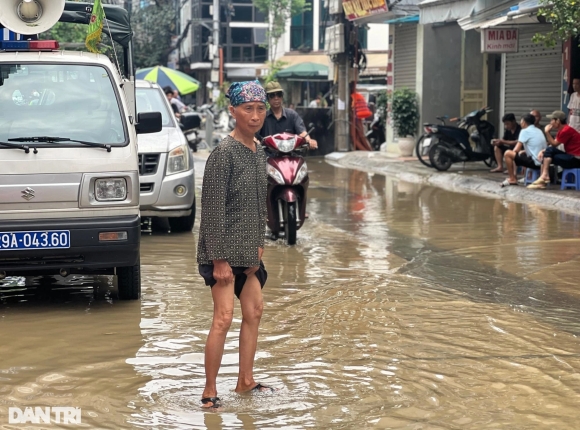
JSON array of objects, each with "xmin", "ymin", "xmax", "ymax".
[
  {"xmin": 524, "ymin": 168, "xmax": 541, "ymax": 186},
  {"xmin": 560, "ymin": 168, "xmax": 580, "ymax": 190}
]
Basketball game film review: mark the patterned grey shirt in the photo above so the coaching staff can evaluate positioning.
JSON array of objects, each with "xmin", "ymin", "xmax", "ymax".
[{"xmin": 197, "ymin": 135, "xmax": 268, "ymax": 267}]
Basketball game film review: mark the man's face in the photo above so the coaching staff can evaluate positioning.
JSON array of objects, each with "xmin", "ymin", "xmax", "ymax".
[
  {"xmin": 573, "ymin": 79, "xmax": 580, "ymax": 94},
  {"xmin": 166, "ymin": 92, "xmax": 173, "ymax": 101},
  {"xmin": 550, "ymin": 117, "xmax": 563, "ymax": 129},
  {"xmin": 267, "ymin": 91, "xmax": 283, "ymax": 108},
  {"xmin": 230, "ymin": 102, "xmax": 267, "ymax": 133},
  {"xmin": 503, "ymin": 120, "xmax": 515, "ymax": 131},
  {"xmin": 531, "ymin": 110, "xmax": 541, "ymax": 125}
]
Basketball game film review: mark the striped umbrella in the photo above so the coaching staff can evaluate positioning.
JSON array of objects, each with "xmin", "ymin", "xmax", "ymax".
[{"xmin": 135, "ymin": 66, "xmax": 200, "ymax": 95}]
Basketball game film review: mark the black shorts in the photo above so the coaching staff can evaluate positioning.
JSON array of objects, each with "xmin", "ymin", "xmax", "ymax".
[
  {"xmin": 498, "ymin": 144, "xmax": 514, "ymax": 153},
  {"xmin": 514, "ymin": 152, "xmax": 539, "ymax": 169},
  {"xmin": 198, "ymin": 261, "xmax": 267, "ymax": 299}
]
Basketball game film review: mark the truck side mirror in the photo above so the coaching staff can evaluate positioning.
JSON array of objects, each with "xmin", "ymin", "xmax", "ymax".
[{"xmin": 136, "ymin": 112, "xmax": 162, "ymax": 134}]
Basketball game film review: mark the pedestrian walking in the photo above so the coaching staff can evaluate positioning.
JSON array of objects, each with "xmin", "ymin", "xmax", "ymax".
[{"xmin": 197, "ymin": 80, "xmax": 273, "ymax": 409}]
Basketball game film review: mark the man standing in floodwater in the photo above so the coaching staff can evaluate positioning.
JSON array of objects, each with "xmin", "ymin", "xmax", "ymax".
[{"xmin": 197, "ymin": 80, "xmax": 274, "ymax": 409}]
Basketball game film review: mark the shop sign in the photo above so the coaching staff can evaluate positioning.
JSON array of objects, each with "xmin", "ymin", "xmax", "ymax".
[
  {"xmin": 342, "ymin": 0, "xmax": 388, "ymax": 21},
  {"xmin": 481, "ymin": 28, "xmax": 518, "ymax": 53}
]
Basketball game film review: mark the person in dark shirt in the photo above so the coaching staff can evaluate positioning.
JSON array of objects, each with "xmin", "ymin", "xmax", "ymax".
[
  {"xmin": 197, "ymin": 80, "xmax": 273, "ymax": 409},
  {"xmin": 490, "ymin": 113, "xmax": 521, "ymax": 173},
  {"xmin": 259, "ymin": 81, "xmax": 318, "ymax": 149}
]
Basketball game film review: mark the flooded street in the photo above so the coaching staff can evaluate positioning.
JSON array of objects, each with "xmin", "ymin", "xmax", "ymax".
[{"xmin": 1, "ymin": 158, "xmax": 580, "ymax": 429}]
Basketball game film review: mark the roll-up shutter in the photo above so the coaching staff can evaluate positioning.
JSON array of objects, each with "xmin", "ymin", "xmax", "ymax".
[
  {"xmin": 504, "ymin": 25, "xmax": 561, "ymax": 118},
  {"xmin": 394, "ymin": 24, "xmax": 417, "ymax": 90}
]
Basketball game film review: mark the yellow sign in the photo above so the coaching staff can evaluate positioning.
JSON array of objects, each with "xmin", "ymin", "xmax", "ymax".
[{"xmin": 342, "ymin": 0, "xmax": 388, "ymax": 20}]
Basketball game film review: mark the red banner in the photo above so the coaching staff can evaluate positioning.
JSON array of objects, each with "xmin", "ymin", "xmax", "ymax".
[{"xmin": 342, "ymin": 0, "xmax": 388, "ymax": 21}]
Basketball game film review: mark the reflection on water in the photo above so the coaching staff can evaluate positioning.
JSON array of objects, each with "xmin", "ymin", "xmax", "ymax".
[{"xmin": 0, "ymin": 159, "xmax": 579, "ymax": 428}]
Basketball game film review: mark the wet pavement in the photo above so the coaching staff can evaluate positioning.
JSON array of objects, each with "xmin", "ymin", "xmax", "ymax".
[
  {"xmin": 0, "ymin": 157, "xmax": 580, "ymax": 429},
  {"xmin": 331, "ymin": 151, "xmax": 580, "ymax": 215}
]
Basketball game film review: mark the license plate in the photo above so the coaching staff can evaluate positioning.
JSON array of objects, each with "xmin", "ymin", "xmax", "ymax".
[
  {"xmin": 423, "ymin": 137, "xmax": 432, "ymax": 147},
  {"xmin": 0, "ymin": 231, "xmax": 70, "ymax": 251}
]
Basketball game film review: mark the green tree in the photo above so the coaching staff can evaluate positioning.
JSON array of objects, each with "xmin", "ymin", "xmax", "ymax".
[
  {"xmin": 262, "ymin": 59, "xmax": 288, "ymax": 84},
  {"xmin": 132, "ymin": 3, "xmax": 177, "ymax": 69},
  {"xmin": 253, "ymin": 0, "xmax": 308, "ymax": 61},
  {"xmin": 533, "ymin": 0, "xmax": 580, "ymax": 47},
  {"xmin": 39, "ymin": 22, "xmax": 86, "ymax": 43}
]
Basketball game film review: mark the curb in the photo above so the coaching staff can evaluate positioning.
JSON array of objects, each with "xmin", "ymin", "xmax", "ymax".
[{"xmin": 326, "ymin": 152, "xmax": 580, "ymax": 215}]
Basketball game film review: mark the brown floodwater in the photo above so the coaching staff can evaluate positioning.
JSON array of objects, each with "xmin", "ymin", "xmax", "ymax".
[{"xmin": 0, "ymin": 158, "xmax": 580, "ymax": 429}]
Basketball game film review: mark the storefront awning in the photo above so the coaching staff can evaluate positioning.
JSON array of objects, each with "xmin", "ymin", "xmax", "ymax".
[
  {"xmin": 385, "ymin": 15, "xmax": 419, "ymax": 24},
  {"xmin": 458, "ymin": 0, "xmax": 541, "ymax": 31},
  {"xmin": 419, "ymin": 0, "xmax": 476, "ymax": 25}
]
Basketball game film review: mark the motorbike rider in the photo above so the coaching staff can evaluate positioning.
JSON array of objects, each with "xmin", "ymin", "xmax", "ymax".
[{"xmin": 258, "ymin": 81, "xmax": 318, "ymax": 150}]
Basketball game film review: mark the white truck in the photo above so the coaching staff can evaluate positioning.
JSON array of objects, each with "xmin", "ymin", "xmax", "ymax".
[{"xmin": 0, "ymin": 1, "xmax": 161, "ymax": 299}]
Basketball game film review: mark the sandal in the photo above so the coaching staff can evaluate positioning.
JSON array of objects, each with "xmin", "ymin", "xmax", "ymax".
[
  {"xmin": 527, "ymin": 182, "xmax": 547, "ymax": 189},
  {"xmin": 201, "ymin": 397, "xmax": 221, "ymax": 409},
  {"xmin": 531, "ymin": 177, "xmax": 549, "ymax": 185},
  {"xmin": 252, "ymin": 383, "xmax": 275, "ymax": 393},
  {"xmin": 500, "ymin": 179, "xmax": 518, "ymax": 188}
]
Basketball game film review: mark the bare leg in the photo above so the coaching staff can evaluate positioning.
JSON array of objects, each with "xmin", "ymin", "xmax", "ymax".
[
  {"xmin": 235, "ymin": 273, "xmax": 264, "ymax": 392},
  {"xmin": 540, "ymin": 157, "xmax": 552, "ymax": 181},
  {"xmin": 490, "ymin": 146, "xmax": 504, "ymax": 172},
  {"xmin": 505, "ymin": 150, "xmax": 518, "ymax": 183},
  {"xmin": 202, "ymin": 280, "xmax": 235, "ymax": 406}
]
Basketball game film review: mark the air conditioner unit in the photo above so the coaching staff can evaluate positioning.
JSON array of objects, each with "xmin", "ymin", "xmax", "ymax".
[
  {"xmin": 324, "ymin": 24, "xmax": 344, "ymax": 55},
  {"xmin": 326, "ymin": 0, "xmax": 342, "ymax": 15}
]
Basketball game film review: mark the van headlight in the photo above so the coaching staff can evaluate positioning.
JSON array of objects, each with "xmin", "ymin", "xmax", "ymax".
[
  {"xmin": 95, "ymin": 178, "xmax": 127, "ymax": 201},
  {"xmin": 167, "ymin": 144, "xmax": 189, "ymax": 175}
]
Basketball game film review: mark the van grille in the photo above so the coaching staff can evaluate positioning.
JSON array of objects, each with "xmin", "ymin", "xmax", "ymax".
[
  {"xmin": 140, "ymin": 183, "xmax": 154, "ymax": 193},
  {"xmin": 138, "ymin": 153, "xmax": 160, "ymax": 175}
]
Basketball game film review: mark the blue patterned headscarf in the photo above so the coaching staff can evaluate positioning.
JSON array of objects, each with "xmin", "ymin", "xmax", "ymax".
[{"xmin": 226, "ymin": 80, "xmax": 267, "ymax": 107}]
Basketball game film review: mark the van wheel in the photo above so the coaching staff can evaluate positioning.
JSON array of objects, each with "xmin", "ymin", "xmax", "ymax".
[
  {"xmin": 168, "ymin": 201, "xmax": 196, "ymax": 232},
  {"xmin": 117, "ymin": 260, "xmax": 141, "ymax": 300}
]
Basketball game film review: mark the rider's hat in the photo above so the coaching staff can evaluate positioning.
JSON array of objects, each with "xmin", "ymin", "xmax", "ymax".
[{"xmin": 264, "ymin": 81, "xmax": 284, "ymax": 94}]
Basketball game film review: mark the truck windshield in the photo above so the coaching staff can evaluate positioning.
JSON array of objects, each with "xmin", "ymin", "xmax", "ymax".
[
  {"xmin": 0, "ymin": 64, "xmax": 127, "ymax": 146},
  {"xmin": 136, "ymin": 87, "xmax": 174, "ymax": 128}
]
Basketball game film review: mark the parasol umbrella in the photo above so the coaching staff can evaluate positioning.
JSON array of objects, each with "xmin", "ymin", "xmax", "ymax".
[
  {"xmin": 276, "ymin": 62, "xmax": 329, "ymax": 80},
  {"xmin": 135, "ymin": 66, "xmax": 200, "ymax": 95}
]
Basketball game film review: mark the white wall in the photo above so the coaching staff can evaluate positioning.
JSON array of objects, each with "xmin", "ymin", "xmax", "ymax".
[{"xmin": 367, "ymin": 24, "xmax": 389, "ymax": 51}]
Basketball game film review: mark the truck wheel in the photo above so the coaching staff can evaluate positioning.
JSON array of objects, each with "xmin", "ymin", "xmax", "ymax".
[
  {"xmin": 117, "ymin": 260, "xmax": 141, "ymax": 300},
  {"xmin": 168, "ymin": 201, "xmax": 196, "ymax": 232}
]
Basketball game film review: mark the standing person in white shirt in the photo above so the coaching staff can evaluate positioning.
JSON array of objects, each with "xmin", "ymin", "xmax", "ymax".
[{"xmin": 567, "ymin": 78, "xmax": 580, "ymax": 132}]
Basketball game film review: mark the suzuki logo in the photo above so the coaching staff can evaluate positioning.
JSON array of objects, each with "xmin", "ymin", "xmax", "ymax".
[{"xmin": 21, "ymin": 187, "xmax": 35, "ymax": 201}]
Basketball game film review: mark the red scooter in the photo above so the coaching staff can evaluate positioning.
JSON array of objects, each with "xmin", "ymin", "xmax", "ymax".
[{"xmin": 261, "ymin": 132, "xmax": 309, "ymax": 245}]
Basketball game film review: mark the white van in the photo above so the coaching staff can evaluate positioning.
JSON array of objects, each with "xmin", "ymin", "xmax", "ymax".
[
  {"xmin": 0, "ymin": 2, "xmax": 161, "ymax": 299},
  {"xmin": 135, "ymin": 80, "xmax": 196, "ymax": 232}
]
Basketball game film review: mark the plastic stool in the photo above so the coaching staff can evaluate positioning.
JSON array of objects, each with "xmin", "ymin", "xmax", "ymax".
[
  {"xmin": 524, "ymin": 168, "xmax": 541, "ymax": 186},
  {"xmin": 560, "ymin": 168, "xmax": 580, "ymax": 190}
]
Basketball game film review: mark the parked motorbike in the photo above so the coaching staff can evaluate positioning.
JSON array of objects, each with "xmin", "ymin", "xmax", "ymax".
[
  {"xmin": 425, "ymin": 107, "xmax": 495, "ymax": 171},
  {"xmin": 261, "ymin": 132, "xmax": 310, "ymax": 246},
  {"xmin": 365, "ymin": 112, "xmax": 386, "ymax": 151},
  {"xmin": 179, "ymin": 111, "xmax": 202, "ymax": 152}
]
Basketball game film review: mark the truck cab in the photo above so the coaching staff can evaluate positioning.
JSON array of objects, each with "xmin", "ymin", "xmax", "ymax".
[
  {"xmin": 0, "ymin": 2, "xmax": 161, "ymax": 300},
  {"xmin": 135, "ymin": 80, "xmax": 196, "ymax": 232}
]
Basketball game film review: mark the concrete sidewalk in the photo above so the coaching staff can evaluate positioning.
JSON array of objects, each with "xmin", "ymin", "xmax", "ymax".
[{"xmin": 326, "ymin": 151, "xmax": 580, "ymax": 215}]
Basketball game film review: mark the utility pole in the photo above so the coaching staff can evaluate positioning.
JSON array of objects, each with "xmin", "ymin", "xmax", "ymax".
[{"xmin": 210, "ymin": 0, "xmax": 220, "ymax": 93}]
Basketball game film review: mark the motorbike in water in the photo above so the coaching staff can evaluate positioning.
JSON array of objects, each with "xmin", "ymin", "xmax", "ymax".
[
  {"xmin": 422, "ymin": 107, "xmax": 495, "ymax": 171},
  {"xmin": 261, "ymin": 132, "xmax": 310, "ymax": 245}
]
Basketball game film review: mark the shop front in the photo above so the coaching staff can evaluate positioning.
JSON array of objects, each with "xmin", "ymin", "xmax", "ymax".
[{"xmin": 459, "ymin": 1, "xmax": 563, "ymax": 123}]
